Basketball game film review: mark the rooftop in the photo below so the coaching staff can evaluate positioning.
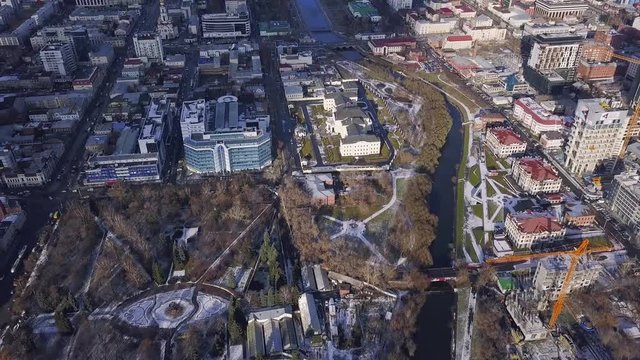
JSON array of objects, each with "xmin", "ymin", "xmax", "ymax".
[
  {"xmin": 510, "ymin": 212, "xmax": 562, "ymax": 234},
  {"xmin": 490, "ymin": 127, "xmax": 524, "ymax": 145},
  {"xmin": 515, "ymin": 98, "xmax": 563, "ymax": 126},
  {"xmin": 369, "ymin": 36, "xmax": 416, "ymax": 48},
  {"xmin": 516, "ymin": 158, "xmax": 560, "ymax": 182}
]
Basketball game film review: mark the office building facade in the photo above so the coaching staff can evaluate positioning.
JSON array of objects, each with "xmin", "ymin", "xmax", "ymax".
[
  {"xmin": 182, "ymin": 96, "xmax": 272, "ymax": 174},
  {"xmin": 201, "ymin": 12, "xmax": 250, "ymax": 38},
  {"xmin": 608, "ymin": 172, "xmax": 640, "ymax": 227}
]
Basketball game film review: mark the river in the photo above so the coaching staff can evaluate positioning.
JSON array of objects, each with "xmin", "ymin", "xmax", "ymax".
[{"xmin": 413, "ymin": 101, "xmax": 463, "ymax": 360}]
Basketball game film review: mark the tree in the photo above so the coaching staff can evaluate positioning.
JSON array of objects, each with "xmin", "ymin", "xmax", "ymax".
[
  {"xmin": 54, "ymin": 310, "xmax": 73, "ymax": 334},
  {"xmin": 183, "ymin": 327, "xmax": 202, "ymax": 360},
  {"xmin": 227, "ymin": 297, "xmax": 244, "ymax": 345},
  {"xmin": 152, "ymin": 261, "xmax": 164, "ymax": 285}
]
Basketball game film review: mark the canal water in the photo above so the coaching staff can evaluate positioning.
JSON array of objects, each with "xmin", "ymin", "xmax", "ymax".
[{"xmin": 413, "ymin": 101, "xmax": 463, "ymax": 360}]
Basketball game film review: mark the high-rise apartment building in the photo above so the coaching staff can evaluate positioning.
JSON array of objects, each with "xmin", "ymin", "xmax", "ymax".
[
  {"xmin": 527, "ymin": 34, "xmax": 584, "ymax": 71},
  {"xmin": 133, "ymin": 32, "xmax": 164, "ymax": 63},
  {"xmin": 608, "ymin": 172, "xmax": 640, "ymax": 227},
  {"xmin": 40, "ymin": 42, "xmax": 77, "ymax": 76},
  {"xmin": 564, "ymin": 98, "xmax": 629, "ymax": 175}
]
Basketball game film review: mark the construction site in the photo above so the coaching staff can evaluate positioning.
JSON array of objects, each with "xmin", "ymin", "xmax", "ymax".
[{"xmin": 480, "ymin": 239, "xmax": 640, "ymax": 360}]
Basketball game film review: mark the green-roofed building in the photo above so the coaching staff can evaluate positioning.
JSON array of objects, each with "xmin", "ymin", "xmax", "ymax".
[
  {"xmin": 259, "ymin": 21, "xmax": 292, "ymax": 37},
  {"xmin": 348, "ymin": 1, "xmax": 382, "ymax": 22}
]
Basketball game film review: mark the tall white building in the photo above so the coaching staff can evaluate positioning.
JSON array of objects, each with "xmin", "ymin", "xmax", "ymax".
[
  {"xmin": 533, "ymin": 255, "xmax": 602, "ymax": 300},
  {"xmin": 564, "ymin": 98, "xmax": 629, "ymax": 175},
  {"xmin": 40, "ymin": 42, "xmax": 77, "ymax": 76},
  {"xmin": 180, "ymin": 99, "xmax": 207, "ymax": 139},
  {"xmin": 157, "ymin": 0, "xmax": 178, "ymax": 40},
  {"xmin": 386, "ymin": 0, "xmax": 412, "ymax": 11},
  {"xmin": 133, "ymin": 32, "xmax": 164, "ymax": 63},
  {"xmin": 608, "ymin": 172, "xmax": 640, "ymax": 227},
  {"xmin": 527, "ymin": 33, "xmax": 584, "ymax": 71}
]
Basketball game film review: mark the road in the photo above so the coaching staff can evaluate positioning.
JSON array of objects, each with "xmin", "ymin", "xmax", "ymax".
[{"xmin": 261, "ymin": 42, "xmax": 303, "ymax": 173}]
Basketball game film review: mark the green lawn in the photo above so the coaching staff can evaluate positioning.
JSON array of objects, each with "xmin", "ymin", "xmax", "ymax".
[
  {"xmin": 487, "ymin": 200, "xmax": 498, "ymax": 219},
  {"xmin": 487, "ymin": 200, "xmax": 503, "ymax": 223},
  {"xmin": 486, "ymin": 182, "xmax": 496, "ymax": 197},
  {"xmin": 465, "ymin": 234, "xmax": 480, "ymax": 263},
  {"xmin": 472, "ymin": 227, "xmax": 484, "ymax": 244},
  {"xmin": 472, "ymin": 204, "xmax": 483, "ymax": 219},
  {"xmin": 493, "ymin": 174, "xmax": 511, "ymax": 190},
  {"xmin": 588, "ymin": 236, "xmax": 613, "ymax": 249},
  {"xmin": 455, "ymin": 124, "xmax": 471, "ymax": 259},
  {"xmin": 485, "ymin": 150, "xmax": 499, "ymax": 171},
  {"xmin": 390, "ymin": 136, "xmax": 401, "ymax": 150},
  {"xmin": 469, "ymin": 165, "xmax": 481, "ymax": 187}
]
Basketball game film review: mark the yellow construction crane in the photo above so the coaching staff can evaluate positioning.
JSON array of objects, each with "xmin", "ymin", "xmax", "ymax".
[{"xmin": 486, "ymin": 239, "xmax": 612, "ymax": 328}]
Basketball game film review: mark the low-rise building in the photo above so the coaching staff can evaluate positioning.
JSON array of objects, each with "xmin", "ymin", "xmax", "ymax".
[
  {"xmin": 413, "ymin": 19, "xmax": 458, "ymax": 35},
  {"xmin": 258, "ymin": 21, "xmax": 291, "ymax": 37},
  {"xmin": 533, "ymin": 255, "xmax": 602, "ymax": 300},
  {"xmin": 332, "ymin": 106, "xmax": 381, "ymax": 157},
  {"xmin": 246, "ymin": 306, "xmax": 299, "ymax": 359},
  {"xmin": 298, "ymin": 293, "xmax": 322, "ymax": 336},
  {"xmin": 442, "ymin": 35, "xmax": 473, "ymax": 50},
  {"xmin": 576, "ymin": 60, "xmax": 616, "ymax": 82},
  {"xmin": 539, "ymin": 131, "xmax": 564, "ymax": 149},
  {"xmin": 563, "ymin": 196, "xmax": 595, "ymax": 227},
  {"xmin": 348, "ymin": 1, "xmax": 381, "ymax": 22},
  {"xmin": 505, "ymin": 212, "xmax": 565, "ymax": 248},
  {"xmin": 305, "ymin": 174, "xmax": 336, "ymax": 206},
  {"xmin": 486, "ymin": 127, "xmax": 526, "ymax": 158},
  {"xmin": 512, "ymin": 158, "xmax": 562, "ymax": 195},
  {"xmin": 368, "ymin": 37, "xmax": 416, "ymax": 56},
  {"xmin": 513, "ymin": 97, "xmax": 563, "ymax": 135}
]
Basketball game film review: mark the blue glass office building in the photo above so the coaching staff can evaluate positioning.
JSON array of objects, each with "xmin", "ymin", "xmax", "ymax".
[{"xmin": 184, "ymin": 129, "xmax": 272, "ymax": 174}]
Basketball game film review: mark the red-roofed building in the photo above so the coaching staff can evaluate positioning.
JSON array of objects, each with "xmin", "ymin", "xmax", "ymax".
[
  {"xmin": 487, "ymin": 127, "xmax": 526, "ymax": 158},
  {"xmin": 368, "ymin": 37, "xmax": 417, "ymax": 56},
  {"xmin": 443, "ymin": 35, "xmax": 473, "ymax": 50},
  {"xmin": 505, "ymin": 212, "xmax": 566, "ymax": 248},
  {"xmin": 438, "ymin": 7, "xmax": 455, "ymax": 17},
  {"xmin": 513, "ymin": 97, "xmax": 563, "ymax": 135},
  {"xmin": 454, "ymin": 4, "xmax": 476, "ymax": 17},
  {"xmin": 512, "ymin": 158, "xmax": 562, "ymax": 195}
]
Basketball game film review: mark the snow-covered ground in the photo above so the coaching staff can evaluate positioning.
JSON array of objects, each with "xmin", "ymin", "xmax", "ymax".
[
  {"xmin": 190, "ymin": 293, "xmax": 227, "ymax": 323},
  {"xmin": 119, "ymin": 296, "xmax": 155, "ymax": 328},
  {"xmin": 118, "ymin": 287, "xmax": 226, "ymax": 329}
]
